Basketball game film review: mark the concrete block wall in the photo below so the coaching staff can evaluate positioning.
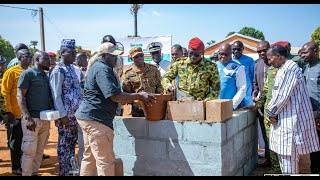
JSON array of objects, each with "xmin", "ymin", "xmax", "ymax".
[{"xmin": 113, "ymin": 110, "xmax": 258, "ymax": 176}]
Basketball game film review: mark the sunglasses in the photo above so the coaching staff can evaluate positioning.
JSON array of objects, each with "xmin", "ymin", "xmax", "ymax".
[
  {"xmin": 232, "ymin": 48, "xmax": 242, "ymax": 52},
  {"xmin": 257, "ymin": 49, "xmax": 268, "ymax": 54},
  {"xmin": 188, "ymin": 52, "xmax": 202, "ymax": 58}
]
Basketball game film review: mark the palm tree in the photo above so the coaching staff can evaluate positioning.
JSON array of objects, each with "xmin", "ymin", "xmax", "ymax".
[
  {"xmin": 130, "ymin": 4, "xmax": 143, "ymax": 37},
  {"xmin": 30, "ymin": 40, "xmax": 38, "ymax": 49}
]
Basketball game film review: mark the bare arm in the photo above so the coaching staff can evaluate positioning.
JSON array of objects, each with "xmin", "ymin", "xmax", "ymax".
[
  {"xmin": 110, "ymin": 92, "xmax": 156, "ymax": 107},
  {"xmin": 17, "ymin": 88, "xmax": 35, "ymax": 131}
]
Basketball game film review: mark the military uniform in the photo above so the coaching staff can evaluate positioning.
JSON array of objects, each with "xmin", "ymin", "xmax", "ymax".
[
  {"xmin": 122, "ymin": 63, "xmax": 163, "ymax": 117},
  {"xmin": 290, "ymin": 54, "xmax": 305, "ymax": 69},
  {"xmin": 256, "ymin": 66, "xmax": 281, "ymax": 172},
  {"xmin": 162, "ymin": 57, "xmax": 220, "ymax": 101}
]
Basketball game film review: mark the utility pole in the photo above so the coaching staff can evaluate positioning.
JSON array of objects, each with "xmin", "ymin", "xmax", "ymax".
[{"xmin": 39, "ymin": 7, "xmax": 45, "ymax": 51}]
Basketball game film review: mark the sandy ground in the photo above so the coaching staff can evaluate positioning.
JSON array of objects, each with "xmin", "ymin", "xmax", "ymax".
[{"xmin": 0, "ymin": 121, "xmax": 311, "ymax": 176}]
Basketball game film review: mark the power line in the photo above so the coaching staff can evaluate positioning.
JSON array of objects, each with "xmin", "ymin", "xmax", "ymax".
[
  {"xmin": 43, "ymin": 13, "xmax": 67, "ymax": 37},
  {"xmin": 0, "ymin": 4, "xmax": 37, "ymax": 11}
]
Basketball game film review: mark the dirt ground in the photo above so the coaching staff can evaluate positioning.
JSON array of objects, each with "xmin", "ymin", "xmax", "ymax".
[{"xmin": 0, "ymin": 121, "xmax": 311, "ymax": 176}]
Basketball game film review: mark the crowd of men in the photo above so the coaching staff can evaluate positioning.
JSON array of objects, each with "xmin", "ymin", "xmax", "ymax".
[{"xmin": 0, "ymin": 34, "xmax": 319, "ymax": 176}]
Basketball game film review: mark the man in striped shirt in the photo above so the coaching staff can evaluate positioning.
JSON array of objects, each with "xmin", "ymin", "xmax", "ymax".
[{"xmin": 266, "ymin": 45, "xmax": 320, "ymax": 174}]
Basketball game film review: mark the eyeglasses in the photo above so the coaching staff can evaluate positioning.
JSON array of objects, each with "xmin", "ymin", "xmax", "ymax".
[
  {"xmin": 188, "ymin": 52, "xmax": 202, "ymax": 58},
  {"xmin": 232, "ymin": 48, "xmax": 242, "ymax": 52},
  {"xmin": 133, "ymin": 54, "xmax": 144, "ymax": 59},
  {"xmin": 257, "ymin": 49, "xmax": 268, "ymax": 54}
]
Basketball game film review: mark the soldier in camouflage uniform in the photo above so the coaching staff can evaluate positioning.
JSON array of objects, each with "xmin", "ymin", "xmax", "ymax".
[
  {"xmin": 122, "ymin": 47, "xmax": 163, "ymax": 117},
  {"xmin": 162, "ymin": 37, "xmax": 220, "ymax": 101}
]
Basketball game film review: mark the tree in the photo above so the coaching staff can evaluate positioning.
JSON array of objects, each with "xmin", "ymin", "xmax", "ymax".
[
  {"xmin": 207, "ymin": 40, "xmax": 216, "ymax": 46},
  {"xmin": 0, "ymin": 35, "xmax": 15, "ymax": 63},
  {"xmin": 225, "ymin": 27, "xmax": 265, "ymax": 40},
  {"xmin": 311, "ymin": 26, "xmax": 320, "ymax": 49},
  {"xmin": 30, "ymin": 40, "xmax": 38, "ymax": 49},
  {"xmin": 29, "ymin": 40, "xmax": 39, "ymax": 56},
  {"xmin": 76, "ymin": 46, "xmax": 82, "ymax": 50},
  {"xmin": 226, "ymin": 31, "xmax": 235, "ymax": 38},
  {"xmin": 130, "ymin": 4, "xmax": 143, "ymax": 37},
  {"xmin": 238, "ymin": 27, "xmax": 265, "ymax": 40}
]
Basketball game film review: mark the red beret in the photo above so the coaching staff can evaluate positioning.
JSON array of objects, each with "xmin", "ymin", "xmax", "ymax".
[
  {"xmin": 271, "ymin": 41, "xmax": 289, "ymax": 47},
  {"xmin": 48, "ymin": 52, "xmax": 57, "ymax": 57},
  {"xmin": 188, "ymin": 37, "xmax": 205, "ymax": 51}
]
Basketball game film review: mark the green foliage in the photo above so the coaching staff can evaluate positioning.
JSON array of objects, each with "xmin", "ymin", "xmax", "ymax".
[
  {"xmin": 29, "ymin": 40, "xmax": 39, "ymax": 56},
  {"xmin": 311, "ymin": 26, "xmax": 320, "ymax": 48},
  {"xmin": 76, "ymin": 46, "xmax": 82, "ymax": 50},
  {"xmin": 238, "ymin": 27, "xmax": 265, "ymax": 40},
  {"xmin": 207, "ymin": 40, "xmax": 216, "ymax": 46},
  {"xmin": 226, "ymin": 27, "xmax": 265, "ymax": 40},
  {"xmin": 226, "ymin": 31, "xmax": 235, "ymax": 38},
  {"xmin": 0, "ymin": 35, "xmax": 15, "ymax": 63}
]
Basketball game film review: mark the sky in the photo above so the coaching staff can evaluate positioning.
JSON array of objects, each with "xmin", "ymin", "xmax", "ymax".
[{"xmin": 0, "ymin": 4, "xmax": 319, "ymax": 53}]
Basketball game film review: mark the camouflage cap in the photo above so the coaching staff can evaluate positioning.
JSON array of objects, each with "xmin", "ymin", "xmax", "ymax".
[{"xmin": 129, "ymin": 47, "xmax": 144, "ymax": 58}]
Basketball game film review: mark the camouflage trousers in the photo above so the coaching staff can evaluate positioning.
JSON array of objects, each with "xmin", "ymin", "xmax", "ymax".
[{"xmin": 264, "ymin": 107, "xmax": 281, "ymax": 173}]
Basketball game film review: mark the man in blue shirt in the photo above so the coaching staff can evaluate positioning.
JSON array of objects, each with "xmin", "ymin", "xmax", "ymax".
[
  {"xmin": 216, "ymin": 43, "xmax": 246, "ymax": 110},
  {"xmin": 232, "ymin": 41, "xmax": 255, "ymax": 108}
]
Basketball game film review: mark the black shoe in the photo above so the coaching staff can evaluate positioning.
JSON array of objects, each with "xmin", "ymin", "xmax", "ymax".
[
  {"xmin": 258, "ymin": 160, "xmax": 271, "ymax": 168},
  {"xmin": 43, "ymin": 154, "xmax": 50, "ymax": 159},
  {"xmin": 12, "ymin": 168, "xmax": 22, "ymax": 175}
]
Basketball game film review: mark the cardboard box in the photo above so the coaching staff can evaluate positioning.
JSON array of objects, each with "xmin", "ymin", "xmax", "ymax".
[
  {"xmin": 167, "ymin": 101, "xmax": 205, "ymax": 121},
  {"xmin": 206, "ymin": 100, "xmax": 233, "ymax": 123}
]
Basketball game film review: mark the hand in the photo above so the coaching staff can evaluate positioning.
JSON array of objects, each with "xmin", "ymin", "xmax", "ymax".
[
  {"xmin": 267, "ymin": 116, "xmax": 278, "ymax": 125},
  {"xmin": 138, "ymin": 92, "xmax": 156, "ymax": 107},
  {"xmin": 167, "ymin": 84, "xmax": 177, "ymax": 93},
  {"xmin": 60, "ymin": 116, "xmax": 70, "ymax": 128},
  {"xmin": 253, "ymin": 97, "xmax": 259, "ymax": 103},
  {"xmin": 315, "ymin": 117, "xmax": 320, "ymax": 131},
  {"xmin": 24, "ymin": 114, "xmax": 36, "ymax": 132},
  {"xmin": 6, "ymin": 112, "xmax": 16, "ymax": 125}
]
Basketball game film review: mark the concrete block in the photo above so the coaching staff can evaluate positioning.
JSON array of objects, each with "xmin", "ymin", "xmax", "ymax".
[
  {"xmin": 114, "ymin": 118, "xmax": 147, "ymax": 137},
  {"xmin": 243, "ymin": 158, "xmax": 252, "ymax": 176},
  {"xmin": 226, "ymin": 118, "xmax": 239, "ymax": 139},
  {"xmin": 234, "ymin": 168, "xmax": 244, "ymax": 176},
  {"xmin": 169, "ymin": 142, "xmax": 205, "ymax": 164},
  {"xmin": 167, "ymin": 101, "xmax": 205, "ymax": 121},
  {"xmin": 247, "ymin": 110, "xmax": 257, "ymax": 125},
  {"xmin": 244, "ymin": 127, "xmax": 251, "ymax": 145},
  {"xmin": 237, "ymin": 110, "xmax": 248, "ymax": 128},
  {"xmin": 190, "ymin": 164, "xmax": 220, "ymax": 176},
  {"xmin": 114, "ymin": 137, "xmax": 134, "ymax": 156},
  {"xmin": 204, "ymin": 144, "xmax": 222, "ymax": 163},
  {"xmin": 235, "ymin": 111, "xmax": 247, "ymax": 131},
  {"xmin": 183, "ymin": 122, "xmax": 226, "ymax": 143},
  {"xmin": 133, "ymin": 158, "xmax": 195, "ymax": 176},
  {"xmin": 148, "ymin": 120, "xmax": 182, "ymax": 141},
  {"xmin": 116, "ymin": 155, "xmax": 136, "ymax": 176},
  {"xmin": 206, "ymin": 100, "xmax": 233, "ymax": 123},
  {"xmin": 233, "ymin": 130, "xmax": 244, "ymax": 152},
  {"xmin": 134, "ymin": 139, "xmax": 166, "ymax": 158}
]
